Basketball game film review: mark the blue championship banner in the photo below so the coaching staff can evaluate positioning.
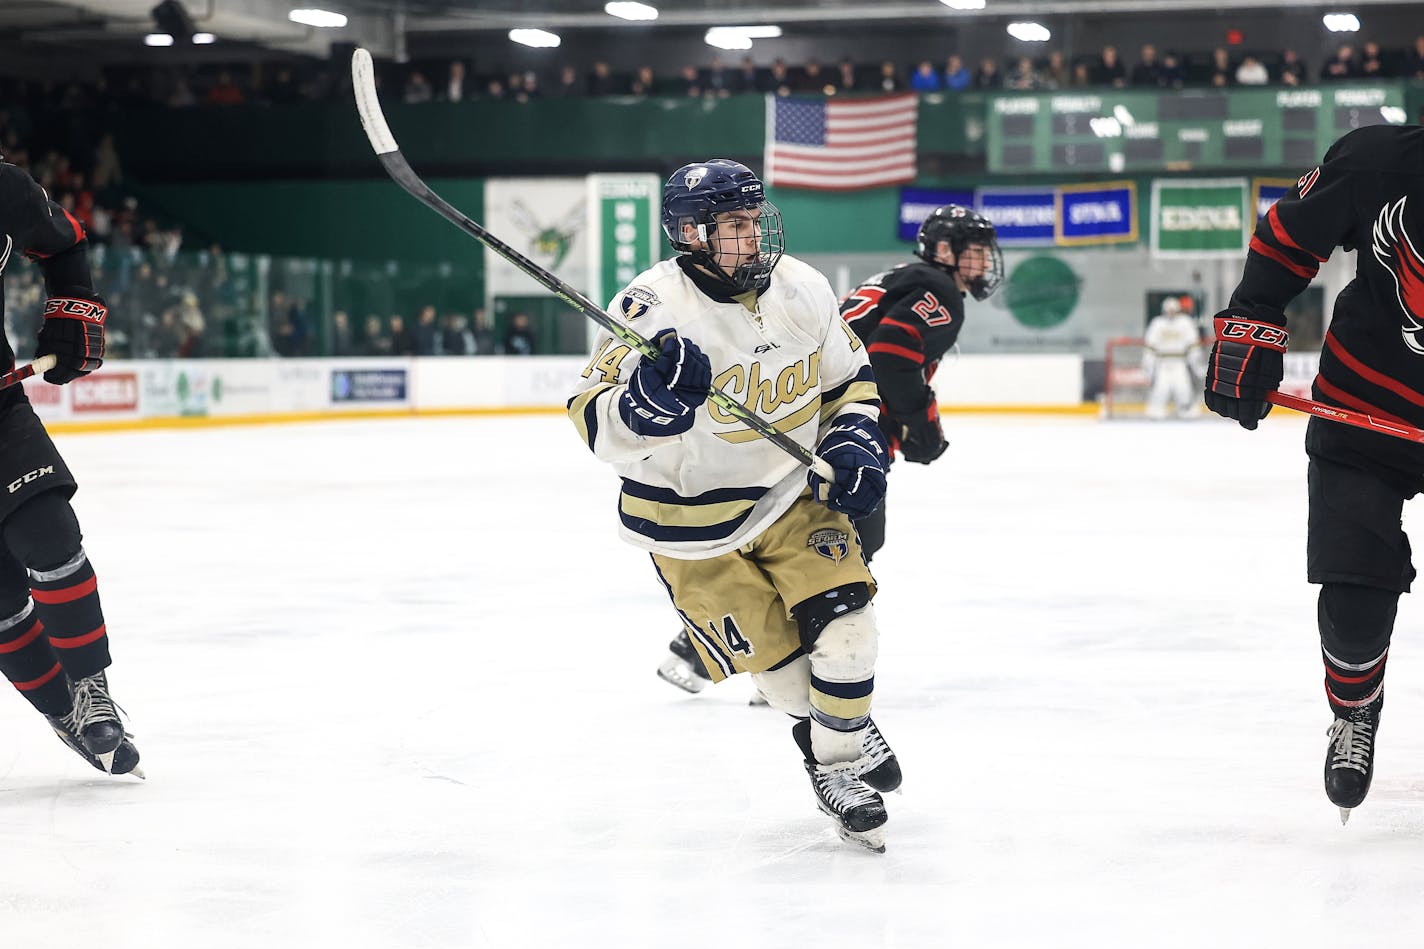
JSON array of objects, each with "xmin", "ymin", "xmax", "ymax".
[
  {"xmin": 897, "ymin": 187, "xmax": 974, "ymax": 241},
  {"xmin": 1253, "ymin": 178, "xmax": 1296, "ymax": 220},
  {"xmin": 974, "ymin": 187, "xmax": 1057, "ymax": 246},
  {"xmin": 1054, "ymin": 181, "xmax": 1137, "ymax": 246}
]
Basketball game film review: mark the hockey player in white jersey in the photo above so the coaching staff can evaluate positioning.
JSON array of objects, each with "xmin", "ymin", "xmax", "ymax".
[
  {"xmin": 1143, "ymin": 296, "xmax": 1204, "ymax": 419},
  {"xmin": 567, "ymin": 159, "xmax": 900, "ymax": 852}
]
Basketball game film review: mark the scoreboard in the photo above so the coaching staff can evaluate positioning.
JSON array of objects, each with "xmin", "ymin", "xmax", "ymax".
[{"xmin": 987, "ymin": 83, "xmax": 1409, "ymax": 174}]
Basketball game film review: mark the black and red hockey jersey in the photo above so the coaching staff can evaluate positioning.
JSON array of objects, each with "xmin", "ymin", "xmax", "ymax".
[
  {"xmin": 839, "ymin": 260, "xmax": 965, "ymax": 453},
  {"xmin": 1229, "ymin": 124, "xmax": 1424, "ymax": 431}
]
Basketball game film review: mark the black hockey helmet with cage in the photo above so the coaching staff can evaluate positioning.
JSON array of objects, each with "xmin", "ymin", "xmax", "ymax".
[
  {"xmin": 915, "ymin": 204, "xmax": 1004, "ymax": 301},
  {"xmin": 662, "ymin": 159, "xmax": 784, "ymax": 293}
]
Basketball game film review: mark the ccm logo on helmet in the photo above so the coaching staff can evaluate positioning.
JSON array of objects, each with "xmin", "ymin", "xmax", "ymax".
[
  {"xmin": 1215, "ymin": 317, "xmax": 1289, "ymax": 351},
  {"xmin": 8, "ymin": 466, "xmax": 54, "ymax": 494}
]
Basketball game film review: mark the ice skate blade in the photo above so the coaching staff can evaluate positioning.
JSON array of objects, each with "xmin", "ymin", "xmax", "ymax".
[
  {"xmin": 836, "ymin": 825, "xmax": 886, "ymax": 854},
  {"xmin": 97, "ymin": 749, "xmax": 116, "ymax": 773},
  {"xmin": 128, "ymin": 765, "xmax": 146, "ymax": 780},
  {"xmin": 656, "ymin": 656, "xmax": 708, "ymax": 694},
  {"xmin": 1339, "ymin": 806, "xmax": 1352, "ymax": 826}
]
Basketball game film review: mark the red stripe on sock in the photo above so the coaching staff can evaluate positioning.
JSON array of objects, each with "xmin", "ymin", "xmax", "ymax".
[
  {"xmin": 0, "ymin": 620, "xmax": 44, "ymax": 654},
  {"xmin": 31, "ymin": 575, "xmax": 97, "ymax": 604},
  {"xmin": 48, "ymin": 624, "xmax": 106, "ymax": 649},
  {"xmin": 14, "ymin": 662, "xmax": 61, "ymax": 691}
]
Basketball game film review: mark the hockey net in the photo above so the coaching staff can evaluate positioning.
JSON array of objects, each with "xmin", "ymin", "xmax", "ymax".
[{"xmin": 1101, "ymin": 337, "xmax": 1152, "ymax": 418}]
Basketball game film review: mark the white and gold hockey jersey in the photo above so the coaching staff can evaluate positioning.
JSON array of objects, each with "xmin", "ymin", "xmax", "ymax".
[{"xmin": 568, "ymin": 254, "xmax": 880, "ymax": 560}]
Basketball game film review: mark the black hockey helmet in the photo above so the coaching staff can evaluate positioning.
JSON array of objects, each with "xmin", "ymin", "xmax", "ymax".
[
  {"xmin": 915, "ymin": 204, "xmax": 1004, "ymax": 300},
  {"xmin": 662, "ymin": 159, "xmax": 784, "ymax": 293}
]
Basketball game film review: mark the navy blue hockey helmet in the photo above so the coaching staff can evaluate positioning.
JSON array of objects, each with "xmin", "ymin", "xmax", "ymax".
[
  {"xmin": 916, "ymin": 204, "xmax": 1004, "ymax": 300},
  {"xmin": 662, "ymin": 159, "xmax": 784, "ymax": 293}
]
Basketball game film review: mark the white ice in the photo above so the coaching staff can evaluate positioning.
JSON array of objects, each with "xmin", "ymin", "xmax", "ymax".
[{"xmin": 4, "ymin": 410, "xmax": 1424, "ymax": 948}]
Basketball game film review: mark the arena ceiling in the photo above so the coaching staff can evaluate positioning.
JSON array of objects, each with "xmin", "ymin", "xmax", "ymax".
[{"xmin": 0, "ymin": 0, "xmax": 1415, "ymax": 61}]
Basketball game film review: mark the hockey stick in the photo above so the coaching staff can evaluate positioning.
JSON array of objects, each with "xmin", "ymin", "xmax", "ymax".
[
  {"xmin": 1267, "ymin": 391, "xmax": 1424, "ymax": 444},
  {"xmin": 0, "ymin": 355, "xmax": 56, "ymax": 392},
  {"xmin": 349, "ymin": 48, "xmax": 835, "ymax": 483}
]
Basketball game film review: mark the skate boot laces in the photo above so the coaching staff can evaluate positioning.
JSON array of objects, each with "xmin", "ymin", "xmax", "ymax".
[
  {"xmin": 862, "ymin": 722, "xmax": 892, "ymax": 771},
  {"xmin": 68, "ymin": 672, "xmax": 121, "ymax": 732},
  {"xmin": 1327, "ymin": 718, "xmax": 1373, "ymax": 775},
  {"xmin": 813, "ymin": 758, "xmax": 881, "ymax": 812}
]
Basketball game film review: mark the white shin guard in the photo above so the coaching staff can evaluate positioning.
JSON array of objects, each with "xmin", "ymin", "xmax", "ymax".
[{"xmin": 810, "ymin": 604, "xmax": 879, "ymax": 764}]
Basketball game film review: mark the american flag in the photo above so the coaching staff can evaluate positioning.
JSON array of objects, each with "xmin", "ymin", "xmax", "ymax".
[{"xmin": 763, "ymin": 94, "xmax": 919, "ymax": 191}]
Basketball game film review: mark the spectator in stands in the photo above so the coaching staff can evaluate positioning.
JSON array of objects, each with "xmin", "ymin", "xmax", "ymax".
[
  {"xmin": 1006, "ymin": 57, "xmax": 1039, "ymax": 90},
  {"xmin": 503, "ymin": 312, "xmax": 536, "ymax": 356},
  {"xmin": 446, "ymin": 61, "xmax": 467, "ymax": 102},
  {"xmin": 206, "ymin": 70, "xmax": 246, "ymax": 106},
  {"xmin": 675, "ymin": 65, "xmax": 702, "ymax": 97},
  {"xmin": 484, "ymin": 78, "xmax": 506, "ymax": 100},
  {"xmin": 587, "ymin": 61, "xmax": 616, "ymax": 96},
  {"xmin": 1359, "ymin": 41, "xmax": 1386, "ymax": 78},
  {"xmin": 1209, "ymin": 48, "xmax": 1233, "ymax": 86},
  {"xmin": 1042, "ymin": 50, "xmax": 1068, "ymax": 89},
  {"xmin": 506, "ymin": 72, "xmax": 528, "ymax": 104},
  {"xmin": 471, "ymin": 308, "xmax": 496, "ymax": 354},
  {"xmin": 975, "ymin": 57, "xmax": 1002, "ymax": 88},
  {"xmin": 1235, "ymin": 54, "xmax": 1269, "ymax": 86},
  {"xmin": 800, "ymin": 60, "xmax": 833, "ymax": 95},
  {"xmin": 150, "ymin": 308, "xmax": 183, "ymax": 358},
  {"xmin": 554, "ymin": 64, "xmax": 582, "ymax": 97},
  {"xmin": 735, "ymin": 56, "xmax": 760, "ymax": 94},
  {"xmin": 1279, "ymin": 49, "xmax": 1307, "ymax": 86},
  {"xmin": 403, "ymin": 71, "xmax": 433, "ymax": 104},
  {"xmin": 1410, "ymin": 36, "xmax": 1424, "ymax": 80},
  {"xmin": 1131, "ymin": 45, "xmax": 1162, "ymax": 86},
  {"xmin": 413, "ymin": 304, "xmax": 439, "ymax": 355},
  {"xmin": 362, "ymin": 314, "xmax": 392, "ymax": 356},
  {"xmin": 167, "ymin": 77, "xmax": 197, "ymax": 108},
  {"xmin": 331, "ymin": 310, "xmax": 357, "ymax": 356},
  {"xmin": 521, "ymin": 70, "xmax": 541, "ymax": 99},
  {"xmin": 944, "ymin": 55, "xmax": 971, "ymax": 91},
  {"xmin": 388, "ymin": 313, "xmax": 415, "ymax": 356},
  {"xmin": 176, "ymin": 290, "xmax": 205, "ymax": 357},
  {"xmin": 268, "ymin": 67, "xmax": 302, "ymax": 105},
  {"xmin": 630, "ymin": 65, "xmax": 656, "ymax": 97},
  {"xmin": 835, "ymin": 58, "xmax": 858, "ymax": 94},
  {"xmin": 1320, "ymin": 44, "xmax": 1359, "ymax": 80},
  {"xmin": 877, "ymin": 61, "xmax": 902, "ymax": 93},
  {"xmin": 1158, "ymin": 50, "xmax": 1185, "ymax": 88},
  {"xmin": 441, "ymin": 313, "xmax": 476, "ymax": 355},
  {"xmin": 1094, "ymin": 46, "xmax": 1127, "ymax": 87},
  {"xmin": 768, "ymin": 59, "xmax": 793, "ymax": 96},
  {"xmin": 707, "ymin": 59, "xmax": 732, "ymax": 97},
  {"xmin": 909, "ymin": 61, "xmax": 941, "ymax": 92},
  {"xmin": 1070, "ymin": 61, "xmax": 1093, "ymax": 87}
]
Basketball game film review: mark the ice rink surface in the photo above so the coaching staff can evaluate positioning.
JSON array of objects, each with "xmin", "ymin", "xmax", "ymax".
[{"xmin": 5, "ymin": 410, "xmax": 1424, "ymax": 948}]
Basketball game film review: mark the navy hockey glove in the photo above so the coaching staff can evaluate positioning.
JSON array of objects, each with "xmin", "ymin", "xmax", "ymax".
[
  {"xmin": 617, "ymin": 329, "xmax": 712, "ymax": 437},
  {"xmin": 899, "ymin": 393, "xmax": 948, "ymax": 464},
  {"xmin": 809, "ymin": 416, "xmax": 889, "ymax": 520},
  {"xmin": 36, "ymin": 294, "xmax": 107, "ymax": 385},
  {"xmin": 1204, "ymin": 309, "xmax": 1287, "ymax": 431}
]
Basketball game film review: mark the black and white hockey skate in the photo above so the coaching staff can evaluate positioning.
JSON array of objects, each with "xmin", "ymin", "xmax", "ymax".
[
  {"xmin": 793, "ymin": 720, "xmax": 888, "ymax": 853},
  {"xmin": 656, "ymin": 628, "xmax": 713, "ymax": 694},
  {"xmin": 48, "ymin": 716, "xmax": 144, "ymax": 778},
  {"xmin": 860, "ymin": 718, "xmax": 902, "ymax": 794},
  {"xmin": 1326, "ymin": 692, "xmax": 1382, "ymax": 825},
  {"xmin": 46, "ymin": 671, "xmax": 136, "ymax": 775}
]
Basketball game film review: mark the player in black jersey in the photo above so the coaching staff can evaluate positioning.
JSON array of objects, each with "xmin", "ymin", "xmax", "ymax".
[
  {"xmin": 839, "ymin": 204, "xmax": 1002, "ymax": 562},
  {"xmin": 0, "ymin": 158, "xmax": 141, "ymax": 777},
  {"xmin": 654, "ymin": 206, "xmax": 1002, "ymax": 695},
  {"xmin": 1204, "ymin": 123, "xmax": 1424, "ymax": 822}
]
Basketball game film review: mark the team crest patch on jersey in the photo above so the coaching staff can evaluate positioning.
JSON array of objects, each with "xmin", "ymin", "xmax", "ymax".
[
  {"xmin": 619, "ymin": 286, "xmax": 660, "ymax": 320},
  {"xmin": 1369, "ymin": 196, "xmax": 1424, "ymax": 354},
  {"xmin": 808, "ymin": 528, "xmax": 850, "ymax": 564},
  {"xmin": 1297, "ymin": 166, "xmax": 1320, "ymax": 198}
]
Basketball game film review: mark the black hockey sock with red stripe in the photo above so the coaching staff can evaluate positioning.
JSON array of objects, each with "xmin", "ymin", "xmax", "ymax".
[
  {"xmin": 30, "ymin": 548, "xmax": 110, "ymax": 679},
  {"xmin": 0, "ymin": 601, "xmax": 69, "ymax": 715},
  {"xmin": 1318, "ymin": 583, "xmax": 1395, "ymax": 714}
]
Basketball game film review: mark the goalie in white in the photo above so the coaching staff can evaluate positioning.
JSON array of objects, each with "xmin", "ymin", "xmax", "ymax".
[
  {"xmin": 567, "ymin": 159, "xmax": 901, "ymax": 852},
  {"xmin": 1143, "ymin": 296, "xmax": 1205, "ymax": 419}
]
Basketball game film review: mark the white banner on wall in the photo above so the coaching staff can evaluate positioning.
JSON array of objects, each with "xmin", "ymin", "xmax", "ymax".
[{"xmin": 484, "ymin": 177, "xmax": 589, "ymax": 305}]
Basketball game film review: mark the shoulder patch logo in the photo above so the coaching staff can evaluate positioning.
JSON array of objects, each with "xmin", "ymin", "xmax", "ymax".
[
  {"xmin": 1370, "ymin": 196, "xmax": 1424, "ymax": 355},
  {"xmin": 807, "ymin": 528, "xmax": 850, "ymax": 564},
  {"xmin": 619, "ymin": 286, "xmax": 660, "ymax": 321},
  {"xmin": 1297, "ymin": 166, "xmax": 1320, "ymax": 198}
]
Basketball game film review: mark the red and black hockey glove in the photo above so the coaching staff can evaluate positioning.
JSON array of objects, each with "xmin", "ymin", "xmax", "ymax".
[
  {"xmin": 36, "ymin": 294, "xmax": 107, "ymax": 385},
  {"xmin": 1204, "ymin": 308, "xmax": 1287, "ymax": 431},
  {"xmin": 899, "ymin": 392, "xmax": 948, "ymax": 464}
]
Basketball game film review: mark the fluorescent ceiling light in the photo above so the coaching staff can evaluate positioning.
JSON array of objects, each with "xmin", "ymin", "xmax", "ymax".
[
  {"xmin": 143, "ymin": 32, "xmax": 174, "ymax": 46},
  {"xmin": 1007, "ymin": 21, "xmax": 1051, "ymax": 41},
  {"xmin": 288, "ymin": 8, "xmax": 348, "ymax": 28},
  {"xmin": 940, "ymin": 0, "xmax": 987, "ymax": 9},
  {"xmin": 605, "ymin": 1, "xmax": 658, "ymax": 20},
  {"xmin": 510, "ymin": 28, "xmax": 561, "ymax": 48},
  {"xmin": 1322, "ymin": 13, "xmax": 1360, "ymax": 31},
  {"xmin": 705, "ymin": 26, "xmax": 781, "ymax": 50},
  {"xmin": 192, "ymin": 31, "xmax": 216, "ymax": 43}
]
